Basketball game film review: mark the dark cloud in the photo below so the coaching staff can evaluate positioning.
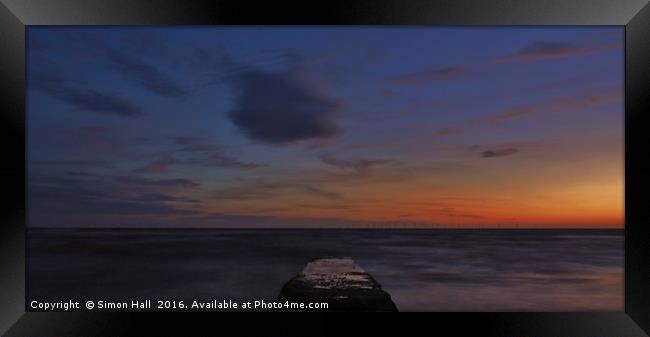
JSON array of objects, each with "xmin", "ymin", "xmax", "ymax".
[
  {"xmin": 179, "ymin": 46, "xmax": 343, "ymax": 145},
  {"xmin": 392, "ymin": 67, "xmax": 464, "ymax": 85},
  {"xmin": 480, "ymin": 148, "xmax": 519, "ymax": 158},
  {"xmin": 490, "ymin": 41, "xmax": 621, "ymax": 64},
  {"xmin": 31, "ymin": 74, "xmax": 143, "ymax": 117},
  {"xmin": 226, "ymin": 70, "xmax": 341, "ymax": 145},
  {"xmin": 107, "ymin": 50, "xmax": 187, "ymax": 98},
  {"xmin": 320, "ymin": 154, "xmax": 392, "ymax": 175}
]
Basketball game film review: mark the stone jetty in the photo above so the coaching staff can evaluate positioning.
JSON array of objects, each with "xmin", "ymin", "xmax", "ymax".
[{"xmin": 276, "ymin": 257, "xmax": 398, "ymax": 311}]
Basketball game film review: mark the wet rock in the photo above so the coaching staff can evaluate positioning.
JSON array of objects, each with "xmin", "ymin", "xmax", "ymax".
[{"xmin": 277, "ymin": 257, "xmax": 398, "ymax": 311}]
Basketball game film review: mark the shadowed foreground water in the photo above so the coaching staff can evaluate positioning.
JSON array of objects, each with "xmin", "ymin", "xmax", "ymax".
[{"xmin": 27, "ymin": 228, "xmax": 623, "ymax": 311}]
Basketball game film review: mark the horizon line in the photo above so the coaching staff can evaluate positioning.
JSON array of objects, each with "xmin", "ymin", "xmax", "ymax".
[{"xmin": 26, "ymin": 226, "xmax": 624, "ymax": 230}]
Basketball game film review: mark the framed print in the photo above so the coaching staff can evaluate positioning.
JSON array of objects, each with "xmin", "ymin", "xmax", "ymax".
[{"xmin": 1, "ymin": 0, "xmax": 649, "ymax": 336}]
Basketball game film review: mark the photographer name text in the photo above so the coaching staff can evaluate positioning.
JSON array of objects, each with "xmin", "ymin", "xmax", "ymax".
[{"xmin": 29, "ymin": 299, "xmax": 328, "ymax": 311}]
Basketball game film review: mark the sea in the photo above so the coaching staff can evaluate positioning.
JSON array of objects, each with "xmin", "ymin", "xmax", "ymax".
[{"xmin": 27, "ymin": 228, "xmax": 623, "ymax": 311}]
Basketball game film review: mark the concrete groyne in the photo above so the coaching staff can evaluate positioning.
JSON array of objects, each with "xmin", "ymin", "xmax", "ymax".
[{"xmin": 277, "ymin": 257, "xmax": 398, "ymax": 311}]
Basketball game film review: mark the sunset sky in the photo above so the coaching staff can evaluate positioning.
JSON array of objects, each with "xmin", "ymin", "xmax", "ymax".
[{"xmin": 27, "ymin": 27, "xmax": 624, "ymax": 228}]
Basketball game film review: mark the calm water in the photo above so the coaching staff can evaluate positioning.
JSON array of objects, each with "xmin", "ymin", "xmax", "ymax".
[{"xmin": 27, "ymin": 228, "xmax": 623, "ymax": 311}]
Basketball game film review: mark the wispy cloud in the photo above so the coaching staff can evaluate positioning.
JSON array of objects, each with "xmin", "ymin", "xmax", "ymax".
[
  {"xmin": 31, "ymin": 74, "xmax": 143, "ymax": 117},
  {"xmin": 133, "ymin": 136, "xmax": 264, "ymax": 173},
  {"xmin": 129, "ymin": 193, "xmax": 200, "ymax": 203},
  {"xmin": 436, "ymin": 87, "xmax": 622, "ymax": 136},
  {"xmin": 167, "ymin": 136, "xmax": 223, "ymax": 152},
  {"xmin": 319, "ymin": 154, "xmax": 393, "ymax": 175},
  {"xmin": 134, "ymin": 153, "xmax": 264, "ymax": 173},
  {"xmin": 469, "ymin": 145, "xmax": 520, "ymax": 158},
  {"xmin": 106, "ymin": 49, "xmax": 188, "ymax": 98},
  {"xmin": 32, "ymin": 160, "xmax": 115, "ymax": 168},
  {"xmin": 392, "ymin": 67, "xmax": 464, "ymax": 85},
  {"xmin": 297, "ymin": 203, "xmax": 355, "ymax": 210},
  {"xmin": 438, "ymin": 207, "xmax": 489, "ymax": 219},
  {"xmin": 490, "ymin": 41, "xmax": 621, "ymax": 64},
  {"xmin": 119, "ymin": 30, "xmax": 168, "ymax": 56},
  {"xmin": 299, "ymin": 185, "xmax": 341, "ymax": 200},
  {"xmin": 213, "ymin": 181, "xmax": 282, "ymax": 200},
  {"xmin": 186, "ymin": 45, "xmax": 344, "ymax": 146},
  {"xmin": 113, "ymin": 176, "xmax": 200, "ymax": 189},
  {"xmin": 28, "ymin": 172, "xmax": 203, "ymax": 219},
  {"xmin": 212, "ymin": 178, "xmax": 340, "ymax": 201},
  {"xmin": 33, "ymin": 30, "xmax": 188, "ymax": 99}
]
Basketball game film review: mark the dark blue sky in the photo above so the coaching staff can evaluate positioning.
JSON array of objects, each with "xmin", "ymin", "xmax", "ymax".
[{"xmin": 27, "ymin": 27, "xmax": 623, "ymax": 228}]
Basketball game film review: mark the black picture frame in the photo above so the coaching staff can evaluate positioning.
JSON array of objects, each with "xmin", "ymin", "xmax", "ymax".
[{"xmin": 1, "ymin": 0, "xmax": 649, "ymax": 335}]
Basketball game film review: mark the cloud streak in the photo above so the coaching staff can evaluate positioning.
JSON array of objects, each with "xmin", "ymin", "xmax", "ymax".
[
  {"xmin": 28, "ymin": 172, "xmax": 203, "ymax": 219},
  {"xmin": 134, "ymin": 153, "xmax": 264, "ymax": 173},
  {"xmin": 319, "ymin": 154, "xmax": 393, "ymax": 175},
  {"xmin": 113, "ymin": 176, "xmax": 200, "ymax": 189},
  {"xmin": 392, "ymin": 67, "xmax": 464, "ymax": 85},
  {"xmin": 213, "ymin": 178, "xmax": 340, "ymax": 201},
  {"xmin": 107, "ymin": 49, "xmax": 188, "ymax": 98},
  {"xmin": 299, "ymin": 185, "xmax": 341, "ymax": 200},
  {"xmin": 490, "ymin": 41, "xmax": 621, "ymax": 64},
  {"xmin": 133, "ymin": 136, "xmax": 264, "ymax": 173},
  {"xmin": 436, "ymin": 87, "xmax": 622, "ymax": 136},
  {"xmin": 31, "ymin": 75, "xmax": 143, "ymax": 117},
  {"xmin": 33, "ymin": 30, "xmax": 188, "ymax": 100},
  {"xmin": 481, "ymin": 148, "xmax": 519, "ymax": 158}
]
